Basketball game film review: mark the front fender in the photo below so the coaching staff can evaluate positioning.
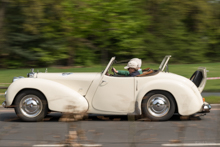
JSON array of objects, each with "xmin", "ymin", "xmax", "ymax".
[
  {"xmin": 6, "ymin": 78, "xmax": 88, "ymax": 113},
  {"xmin": 136, "ymin": 79, "xmax": 203, "ymax": 116}
]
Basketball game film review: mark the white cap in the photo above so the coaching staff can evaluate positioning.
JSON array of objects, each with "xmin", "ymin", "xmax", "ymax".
[
  {"xmin": 130, "ymin": 58, "xmax": 142, "ymax": 68},
  {"xmin": 124, "ymin": 61, "xmax": 138, "ymax": 69}
]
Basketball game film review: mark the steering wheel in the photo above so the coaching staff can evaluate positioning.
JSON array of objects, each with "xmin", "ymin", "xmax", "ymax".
[{"xmin": 111, "ymin": 67, "xmax": 116, "ymax": 76}]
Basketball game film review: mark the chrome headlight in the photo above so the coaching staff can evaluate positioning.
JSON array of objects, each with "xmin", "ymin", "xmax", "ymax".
[
  {"xmin": 12, "ymin": 76, "xmax": 24, "ymax": 82},
  {"xmin": 27, "ymin": 72, "xmax": 34, "ymax": 78},
  {"xmin": 27, "ymin": 68, "xmax": 35, "ymax": 78}
]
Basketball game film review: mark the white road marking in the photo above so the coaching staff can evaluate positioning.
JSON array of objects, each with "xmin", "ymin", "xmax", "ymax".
[
  {"xmin": 33, "ymin": 144, "xmax": 102, "ymax": 147},
  {"xmin": 80, "ymin": 144, "xmax": 102, "ymax": 147},
  {"xmin": 0, "ymin": 110, "xmax": 14, "ymax": 112},
  {"xmin": 210, "ymin": 108, "xmax": 220, "ymax": 110},
  {"xmin": 162, "ymin": 143, "xmax": 220, "ymax": 146},
  {"xmin": 33, "ymin": 145, "xmax": 65, "ymax": 147}
]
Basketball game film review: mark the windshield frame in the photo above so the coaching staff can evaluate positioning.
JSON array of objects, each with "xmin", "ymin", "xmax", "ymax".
[
  {"xmin": 102, "ymin": 57, "xmax": 116, "ymax": 75},
  {"xmin": 158, "ymin": 55, "xmax": 171, "ymax": 71}
]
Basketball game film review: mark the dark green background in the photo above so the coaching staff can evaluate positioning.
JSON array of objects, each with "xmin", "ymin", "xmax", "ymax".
[{"xmin": 0, "ymin": 0, "xmax": 220, "ymax": 68}]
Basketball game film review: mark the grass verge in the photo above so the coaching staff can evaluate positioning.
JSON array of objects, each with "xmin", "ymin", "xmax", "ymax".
[
  {"xmin": 205, "ymin": 96, "xmax": 220, "ymax": 104},
  {"xmin": 0, "ymin": 95, "xmax": 5, "ymax": 104}
]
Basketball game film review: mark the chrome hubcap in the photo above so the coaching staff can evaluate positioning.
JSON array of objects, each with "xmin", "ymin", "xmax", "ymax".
[
  {"xmin": 147, "ymin": 94, "xmax": 170, "ymax": 117},
  {"xmin": 20, "ymin": 95, "xmax": 42, "ymax": 118}
]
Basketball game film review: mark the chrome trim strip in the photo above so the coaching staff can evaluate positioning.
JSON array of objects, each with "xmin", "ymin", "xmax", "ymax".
[{"xmin": 2, "ymin": 101, "xmax": 15, "ymax": 108}]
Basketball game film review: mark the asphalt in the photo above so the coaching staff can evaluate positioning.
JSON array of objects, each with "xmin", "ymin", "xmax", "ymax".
[
  {"xmin": 209, "ymin": 104, "xmax": 220, "ymax": 108},
  {"xmin": 0, "ymin": 104, "xmax": 220, "ymax": 147}
]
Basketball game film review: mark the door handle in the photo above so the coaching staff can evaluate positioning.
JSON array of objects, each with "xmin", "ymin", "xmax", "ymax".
[
  {"xmin": 136, "ymin": 80, "xmax": 138, "ymax": 91},
  {"xmin": 100, "ymin": 80, "xmax": 107, "ymax": 86}
]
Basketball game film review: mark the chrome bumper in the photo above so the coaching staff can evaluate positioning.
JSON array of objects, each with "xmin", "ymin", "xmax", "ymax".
[
  {"xmin": 2, "ymin": 101, "xmax": 14, "ymax": 108},
  {"xmin": 202, "ymin": 103, "xmax": 211, "ymax": 112},
  {"xmin": 2, "ymin": 101, "xmax": 6, "ymax": 108},
  {"xmin": 193, "ymin": 103, "xmax": 211, "ymax": 117}
]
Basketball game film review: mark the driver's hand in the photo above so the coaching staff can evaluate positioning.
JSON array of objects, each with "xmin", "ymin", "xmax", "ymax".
[
  {"xmin": 105, "ymin": 72, "xmax": 110, "ymax": 76},
  {"xmin": 112, "ymin": 67, "xmax": 118, "ymax": 73}
]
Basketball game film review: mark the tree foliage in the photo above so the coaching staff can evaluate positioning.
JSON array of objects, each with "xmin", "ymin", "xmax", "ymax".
[{"xmin": 0, "ymin": 0, "xmax": 219, "ymax": 68}]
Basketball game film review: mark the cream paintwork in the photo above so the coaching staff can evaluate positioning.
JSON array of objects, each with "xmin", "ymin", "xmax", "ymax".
[
  {"xmin": 87, "ymin": 72, "xmax": 203, "ymax": 116},
  {"xmin": 135, "ymin": 73, "xmax": 203, "ymax": 115},
  {"xmin": 36, "ymin": 72, "xmax": 99, "ymax": 95},
  {"xmin": 5, "ymin": 56, "xmax": 207, "ymax": 118},
  {"xmin": 6, "ymin": 78, "xmax": 88, "ymax": 113},
  {"xmin": 92, "ymin": 75, "xmax": 135, "ymax": 113}
]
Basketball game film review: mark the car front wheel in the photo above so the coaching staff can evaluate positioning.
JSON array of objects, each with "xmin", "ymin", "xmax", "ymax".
[
  {"xmin": 15, "ymin": 90, "xmax": 48, "ymax": 122},
  {"xmin": 142, "ymin": 91, "xmax": 175, "ymax": 121}
]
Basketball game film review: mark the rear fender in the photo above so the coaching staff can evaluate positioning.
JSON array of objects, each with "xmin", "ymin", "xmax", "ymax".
[
  {"xmin": 136, "ymin": 79, "xmax": 203, "ymax": 116},
  {"xmin": 6, "ymin": 78, "xmax": 88, "ymax": 113}
]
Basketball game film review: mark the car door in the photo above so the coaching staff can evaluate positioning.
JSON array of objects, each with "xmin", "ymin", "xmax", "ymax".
[{"xmin": 92, "ymin": 75, "xmax": 135, "ymax": 113}]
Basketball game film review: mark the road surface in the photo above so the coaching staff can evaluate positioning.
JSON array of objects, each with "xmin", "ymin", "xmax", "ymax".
[{"xmin": 0, "ymin": 105, "xmax": 220, "ymax": 147}]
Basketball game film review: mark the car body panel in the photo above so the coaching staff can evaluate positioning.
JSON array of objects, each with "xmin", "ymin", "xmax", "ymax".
[
  {"xmin": 36, "ymin": 72, "xmax": 99, "ymax": 95},
  {"xmin": 135, "ymin": 74, "xmax": 203, "ymax": 116},
  {"xmin": 92, "ymin": 75, "xmax": 135, "ymax": 113},
  {"xmin": 6, "ymin": 78, "xmax": 88, "ymax": 113}
]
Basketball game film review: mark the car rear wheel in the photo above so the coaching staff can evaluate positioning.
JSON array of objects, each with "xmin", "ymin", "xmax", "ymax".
[
  {"xmin": 14, "ymin": 90, "xmax": 48, "ymax": 122},
  {"xmin": 142, "ymin": 91, "xmax": 175, "ymax": 121}
]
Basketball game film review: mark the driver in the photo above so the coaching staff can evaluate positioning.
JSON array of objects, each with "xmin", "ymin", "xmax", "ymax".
[
  {"xmin": 112, "ymin": 58, "xmax": 142, "ymax": 76},
  {"xmin": 117, "ymin": 60, "xmax": 140, "ymax": 77}
]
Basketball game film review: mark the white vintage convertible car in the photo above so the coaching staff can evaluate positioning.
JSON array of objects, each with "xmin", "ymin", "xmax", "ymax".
[{"xmin": 2, "ymin": 55, "xmax": 211, "ymax": 121}]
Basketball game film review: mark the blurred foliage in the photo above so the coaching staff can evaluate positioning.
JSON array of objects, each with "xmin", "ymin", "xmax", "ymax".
[{"xmin": 0, "ymin": 0, "xmax": 220, "ymax": 68}]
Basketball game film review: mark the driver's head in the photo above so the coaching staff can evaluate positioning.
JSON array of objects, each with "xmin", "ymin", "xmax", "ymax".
[
  {"xmin": 124, "ymin": 61, "xmax": 138, "ymax": 73},
  {"xmin": 130, "ymin": 58, "xmax": 142, "ymax": 68}
]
